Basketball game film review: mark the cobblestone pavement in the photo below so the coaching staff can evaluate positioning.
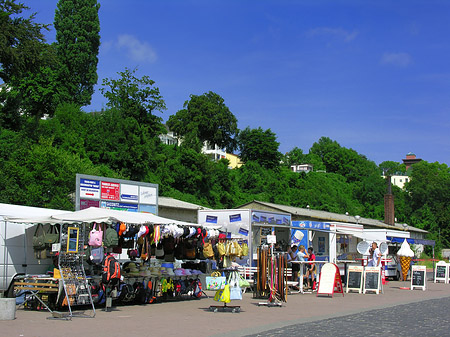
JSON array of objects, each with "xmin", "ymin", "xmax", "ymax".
[{"xmin": 245, "ymin": 297, "xmax": 450, "ymax": 337}]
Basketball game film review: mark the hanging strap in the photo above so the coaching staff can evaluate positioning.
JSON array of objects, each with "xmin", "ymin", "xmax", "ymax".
[{"xmin": 33, "ymin": 223, "xmax": 44, "ymax": 237}]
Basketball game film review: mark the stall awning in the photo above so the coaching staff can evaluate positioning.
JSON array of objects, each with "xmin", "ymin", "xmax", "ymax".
[
  {"xmin": 336, "ymin": 229, "xmax": 388, "ymax": 242},
  {"xmin": 5, "ymin": 207, "xmax": 201, "ymax": 227},
  {"xmin": 387, "ymin": 236, "xmax": 435, "ymax": 247}
]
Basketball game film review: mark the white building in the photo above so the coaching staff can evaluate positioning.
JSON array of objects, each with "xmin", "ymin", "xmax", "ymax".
[
  {"xmin": 290, "ymin": 164, "xmax": 313, "ymax": 173},
  {"xmin": 382, "ymin": 174, "xmax": 410, "ymax": 190}
]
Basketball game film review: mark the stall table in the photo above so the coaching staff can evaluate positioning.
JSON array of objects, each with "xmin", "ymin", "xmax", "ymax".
[{"xmin": 291, "ymin": 260, "xmax": 328, "ymax": 294}]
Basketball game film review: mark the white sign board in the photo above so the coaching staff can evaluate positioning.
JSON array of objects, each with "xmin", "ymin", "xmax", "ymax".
[
  {"xmin": 346, "ymin": 265, "xmax": 364, "ymax": 294},
  {"xmin": 317, "ymin": 263, "xmax": 338, "ymax": 296},
  {"xmin": 434, "ymin": 261, "xmax": 447, "ymax": 283},
  {"xmin": 267, "ymin": 235, "xmax": 276, "ymax": 244},
  {"xmin": 139, "ymin": 186, "xmax": 157, "ymax": 205},
  {"xmin": 411, "ymin": 265, "xmax": 426, "ymax": 291},
  {"xmin": 120, "ymin": 184, "xmax": 139, "ymax": 203},
  {"xmin": 363, "ymin": 266, "xmax": 381, "ymax": 294}
]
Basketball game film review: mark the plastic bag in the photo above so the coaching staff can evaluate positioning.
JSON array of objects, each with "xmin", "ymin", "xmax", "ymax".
[{"xmin": 214, "ymin": 284, "xmax": 230, "ymax": 303}]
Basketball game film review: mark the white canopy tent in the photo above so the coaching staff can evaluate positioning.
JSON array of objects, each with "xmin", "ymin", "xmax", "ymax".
[{"xmin": 5, "ymin": 207, "xmax": 204, "ymax": 227}]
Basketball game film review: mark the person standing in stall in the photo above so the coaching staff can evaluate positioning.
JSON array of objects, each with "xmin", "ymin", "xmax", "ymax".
[
  {"xmin": 304, "ymin": 247, "xmax": 316, "ymax": 289},
  {"xmin": 296, "ymin": 245, "xmax": 309, "ymax": 274},
  {"xmin": 287, "ymin": 245, "xmax": 300, "ymax": 284},
  {"xmin": 368, "ymin": 242, "xmax": 381, "ymax": 267}
]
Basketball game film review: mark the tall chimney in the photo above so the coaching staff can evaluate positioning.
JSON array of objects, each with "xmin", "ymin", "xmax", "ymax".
[{"xmin": 384, "ymin": 176, "xmax": 395, "ymax": 225}]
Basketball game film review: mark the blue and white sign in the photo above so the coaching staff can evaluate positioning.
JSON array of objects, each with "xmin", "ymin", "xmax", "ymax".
[
  {"xmin": 101, "ymin": 201, "xmax": 138, "ymax": 212},
  {"xmin": 80, "ymin": 179, "xmax": 100, "ymax": 199},
  {"xmin": 229, "ymin": 214, "xmax": 242, "ymax": 222},
  {"xmin": 292, "ymin": 221, "xmax": 330, "ymax": 231},
  {"xmin": 206, "ymin": 215, "xmax": 218, "ymax": 223},
  {"xmin": 120, "ymin": 184, "xmax": 139, "ymax": 203}
]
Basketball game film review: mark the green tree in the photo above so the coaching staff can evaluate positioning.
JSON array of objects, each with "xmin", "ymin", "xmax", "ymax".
[
  {"xmin": 0, "ymin": 131, "xmax": 118, "ymax": 209},
  {"xmin": 237, "ymin": 127, "xmax": 281, "ymax": 169},
  {"xmin": 167, "ymin": 91, "xmax": 238, "ymax": 152},
  {"xmin": 54, "ymin": 0, "xmax": 100, "ymax": 106},
  {"xmin": 405, "ymin": 161, "xmax": 450, "ymax": 248},
  {"xmin": 379, "ymin": 160, "xmax": 406, "ymax": 176},
  {"xmin": 100, "ymin": 67, "xmax": 166, "ymax": 136},
  {"xmin": 0, "ymin": 0, "xmax": 48, "ymax": 83},
  {"xmin": 0, "ymin": 1, "xmax": 59, "ymax": 126},
  {"xmin": 283, "ymin": 147, "xmax": 304, "ymax": 167}
]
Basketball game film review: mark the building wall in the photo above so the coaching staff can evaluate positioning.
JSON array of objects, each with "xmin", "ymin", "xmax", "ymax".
[
  {"xmin": 158, "ymin": 206, "xmax": 199, "ymax": 224},
  {"xmin": 226, "ymin": 153, "xmax": 243, "ymax": 169},
  {"xmin": 382, "ymin": 175, "xmax": 410, "ymax": 189}
]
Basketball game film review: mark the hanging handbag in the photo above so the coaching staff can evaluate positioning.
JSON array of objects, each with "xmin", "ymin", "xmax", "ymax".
[
  {"xmin": 241, "ymin": 242, "xmax": 249, "ymax": 256},
  {"xmin": 206, "ymin": 274, "xmax": 226, "ymax": 290},
  {"xmin": 229, "ymin": 272, "xmax": 243, "ymax": 300},
  {"xmin": 155, "ymin": 242, "xmax": 165, "ymax": 259},
  {"xmin": 89, "ymin": 223, "xmax": 103, "ymax": 247},
  {"xmin": 44, "ymin": 225, "xmax": 60, "ymax": 246},
  {"xmin": 214, "ymin": 284, "xmax": 230, "ymax": 303},
  {"xmin": 90, "ymin": 245, "xmax": 104, "ymax": 264},
  {"xmin": 217, "ymin": 242, "xmax": 226, "ymax": 256},
  {"xmin": 184, "ymin": 240, "xmax": 196, "ymax": 260},
  {"xmin": 32, "ymin": 224, "xmax": 46, "ymax": 250},
  {"xmin": 203, "ymin": 242, "xmax": 214, "ymax": 259}
]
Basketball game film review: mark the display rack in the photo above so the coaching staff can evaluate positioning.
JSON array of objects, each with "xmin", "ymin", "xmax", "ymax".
[
  {"xmin": 257, "ymin": 250, "xmax": 287, "ymax": 307},
  {"xmin": 209, "ymin": 269, "xmax": 241, "ymax": 313},
  {"xmin": 58, "ymin": 223, "xmax": 95, "ymax": 319}
]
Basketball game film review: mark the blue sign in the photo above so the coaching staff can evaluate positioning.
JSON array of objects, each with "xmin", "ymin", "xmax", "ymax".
[
  {"xmin": 292, "ymin": 221, "xmax": 330, "ymax": 231},
  {"xmin": 206, "ymin": 215, "xmax": 218, "ymax": 223},
  {"xmin": 229, "ymin": 214, "xmax": 242, "ymax": 222},
  {"xmin": 121, "ymin": 194, "xmax": 138, "ymax": 202},
  {"xmin": 101, "ymin": 201, "xmax": 138, "ymax": 212}
]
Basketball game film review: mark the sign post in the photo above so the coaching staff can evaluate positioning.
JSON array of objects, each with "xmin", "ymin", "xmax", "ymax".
[
  {"xmin": 434, "ymin": 261, "xmax": 447, "ymax": 283},
  {"xmin": 411, "ymin": 265, "xmax": 426, "ymax": 291},
  {"xmin": 346, "ymin": 265, "xmax": 364, "ymax": 294},
  {"xmin": 363, "ymin": 266, "xmax": 381, "ymax": 294}
]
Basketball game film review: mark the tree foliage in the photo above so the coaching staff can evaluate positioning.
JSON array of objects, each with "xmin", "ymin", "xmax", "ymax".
[
  {"xmin": 167, "ymin": 91, "xmax": 238, "ymax": 152},
  {"xmin": 100, "ymin": 67, "xmax": 166, "ymax": 136},
  {"xmin": 238, "ymin": 127, "xmax": 281, "ymax": 169},
  {"xmin": 54, "ymin": 0, "xmax": 100, "ymax": 106}
]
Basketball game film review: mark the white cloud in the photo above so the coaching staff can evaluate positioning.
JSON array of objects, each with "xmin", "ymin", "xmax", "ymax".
[
  {"xmin": 116, "ymin": 34, "xmax": 157, "ymax": 63},
  {"xmin": 306, "ymin": 27, "xmax": 358, "ymax": 42},
  {"xmin": 380, "ymin": 52, "xmax": 412, "ymax": 67}
]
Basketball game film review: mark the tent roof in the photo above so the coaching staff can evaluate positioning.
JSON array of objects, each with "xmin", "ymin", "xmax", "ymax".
[{"xmin": 5, "ymin": 207, "xmax": 201, "ymax": 227}]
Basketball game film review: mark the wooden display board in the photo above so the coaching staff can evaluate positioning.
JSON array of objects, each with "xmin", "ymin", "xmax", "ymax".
[
  {"xmin": 317, "ymin": 263, "xmax": 344, "ymax": 297},
  {"xmin": 434, "ymin": 261, "xmax": 447, "ymax": 283},
  {"xmin": 346, "ymin": 266, "xmax": 364, "ymax": 294},
  {"xmin": 411, "ymin": 265, "xmax": 426, "ymax": 291},
  {"xmin": 363, "ymin": 267, "xmax": 381, "ymax": 294}
]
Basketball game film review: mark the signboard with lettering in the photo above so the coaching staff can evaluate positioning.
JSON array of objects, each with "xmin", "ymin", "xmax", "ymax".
[
  {"xmin": 411, "ymin": 265, "xmax": 426, "ymax": 291},
  {"xmin": 76, "ymin": 174, "xmax": 158, "ymax": 214},
  {"xmin": 101, "ymin": 181, "xmax": 120, "ymax": 200},
  {"xmin": 80, "ymin": 178, "xmax": 100, "ymax": 199},
  {"xmin": 139, "ymin": 186, "xmax": 157, "ymax": 205},
  {"xmin": 346, "ymin": 265, "xmax": 364, "ymax": 294},
  {"xmin": 434, "ymin": 261, "xmax": 447, "ymax": 283},
  {"xmin": 363, "ymin": 266, "xmax": 381, "ymax": 294},
  {"xmin": 101, "ymin": 201, "xmax": 138, "ymax": 212},
  {"xmin": 120, "ymin": 184, "xmax": 139, "ymax": 203}
]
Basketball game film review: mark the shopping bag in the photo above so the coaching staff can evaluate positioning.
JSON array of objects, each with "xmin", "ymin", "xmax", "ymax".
[
  {"xmin": 230, "ymin": 285, "xmax": 242, "ymax": 300},
  {"xmin": 214, "ymin": 284, "xmax": 230, "ymax": 303},
  {"xmin": 239, "ymin": 274, "xmax": 251, "ymax": 288},
  {"xmin": 205, "ymin": 276, "xmax": 226, "ymax": 290},
  {"xmin": 228, "ymin": 272, "xmax": 243, "ymax": 300}
]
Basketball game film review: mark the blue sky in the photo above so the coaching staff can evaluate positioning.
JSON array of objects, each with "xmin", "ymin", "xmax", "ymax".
[{"xmin": 31, "ymin": 0, "xmax": 450, "ymax": 165}]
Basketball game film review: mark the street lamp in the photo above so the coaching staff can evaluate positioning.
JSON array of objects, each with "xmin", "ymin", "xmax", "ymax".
[{"xmin": 354, "ymin": 215, "xmax": 361, "ymax": 224}]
